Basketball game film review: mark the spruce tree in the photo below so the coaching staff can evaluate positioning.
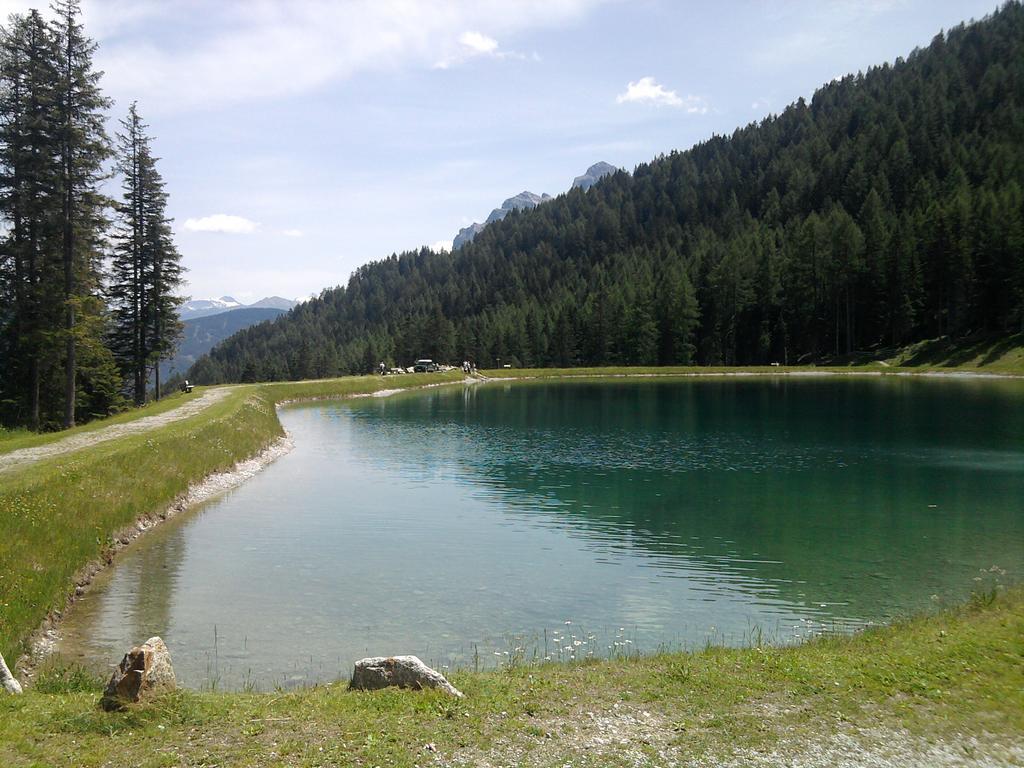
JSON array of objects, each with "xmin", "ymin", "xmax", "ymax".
[
  {"xmin": 109, "ymin": 102, "xmax": 182, "ymax": 404},
  {"xmin": 0, "ymin": 10, "xmax": 62, "ymax": 429},
  {"xmin": 51, "ymin": 0, "xmax": 111, "ymax": 427}
]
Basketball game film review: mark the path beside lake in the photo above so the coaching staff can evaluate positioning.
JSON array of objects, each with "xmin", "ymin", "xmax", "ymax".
[{"xmin": 0, "ymin": 387, "xmax": 235, "ymax": 475}]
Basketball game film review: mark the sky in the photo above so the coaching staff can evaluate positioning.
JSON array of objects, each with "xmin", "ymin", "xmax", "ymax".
[{"xmin": 0, "ymin": 0, "xmax": 1002, "ymax": 303}]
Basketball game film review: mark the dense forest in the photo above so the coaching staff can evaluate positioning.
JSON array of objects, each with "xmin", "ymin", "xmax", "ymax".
[
  {"xmin": 0, "ymin": 3, "xmax": 182, "ymax": 430},
  {"xmin": 191, "ymin": 3, "xmax": 1024, "ymax": 383}
]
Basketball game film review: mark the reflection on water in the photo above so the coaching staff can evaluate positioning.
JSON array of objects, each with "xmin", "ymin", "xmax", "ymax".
[{"xmin": 56, "ymin": 377, "xmax": 1024, "ymax": 689}]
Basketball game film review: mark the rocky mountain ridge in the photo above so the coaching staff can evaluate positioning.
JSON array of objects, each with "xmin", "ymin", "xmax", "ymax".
[
  {"xmin": 572, "ymin": 161, "xmax": 618, "ymax": 191},
  {"xmin": 452, "ymin": 162, "xmax": 619, "ymax": 250}
]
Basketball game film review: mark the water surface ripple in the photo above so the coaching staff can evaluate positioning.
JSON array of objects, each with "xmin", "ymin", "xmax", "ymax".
[{"xmin": 55, "ymin": 377, "xmax": 1024, "ymax": 688}]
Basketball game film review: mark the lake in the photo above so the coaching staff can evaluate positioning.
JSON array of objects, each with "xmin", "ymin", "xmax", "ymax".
[{"xmin": 54, "ymin": 376, "xmax": 1024, "ymax": 689}]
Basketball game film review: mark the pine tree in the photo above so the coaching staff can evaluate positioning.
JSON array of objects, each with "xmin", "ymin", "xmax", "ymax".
[
  {"xmin": 0, "ymin": 11, "xmax": 62, "ymax": 429},
  {"xmin": 109, "ymin": 103, "xmax": 148, "ymax": 404},
  {"xmin": 51, "ymin": 0, "xmax": 111, "ymax": 427},
  {"xmin": 109, "ymin": 102, "xmax": 183, "ymax": 402}
]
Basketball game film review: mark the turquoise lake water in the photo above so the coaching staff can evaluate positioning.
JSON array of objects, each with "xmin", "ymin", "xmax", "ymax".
[{"xmin": 55, "ymin": 377, "xmax": 1024, "ymax": 689}]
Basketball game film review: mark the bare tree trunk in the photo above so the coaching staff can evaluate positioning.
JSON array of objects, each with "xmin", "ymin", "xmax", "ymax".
[
  {"xmin": 30, "ymin": 359, "xmax": 40, "ymax": 431},
  {"xmin": 61, "ymin": 17, "xmax": 76, "ymax": 429},
  {"xmin": 63, "ymin": 207, "xmax": 75, "ymax": 429}
]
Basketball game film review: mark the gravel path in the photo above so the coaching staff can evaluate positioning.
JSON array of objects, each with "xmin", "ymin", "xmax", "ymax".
[
  {"xmin": 0, "ymin": 388, "xmax": 235, "ymax": 475},
  {"xmin": 450, "ymin": 707, "xmax": 1023, "ymax": 767}
]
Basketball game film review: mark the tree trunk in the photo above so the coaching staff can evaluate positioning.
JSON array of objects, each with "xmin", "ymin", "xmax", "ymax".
[
  {"xmin": 63, "ymin": 201, "xmax": 75, "ymax": 429},
  {"xmin": 61, "ymin": 13, "xmax": 76, "ymax": 429},
  {"xmin": 30, "ymin": 358, "xmax": 40, "ymax": 432},
  {"xmin": 845, "ymin": 286, "xmax": 853, "ymax": 355}
]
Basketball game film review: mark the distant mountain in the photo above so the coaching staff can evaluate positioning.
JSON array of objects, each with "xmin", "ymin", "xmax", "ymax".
[
  {"xmin": 180, "ymin": 296, "xmax": 244, "ymax": 320},
  {"xmin": 248, "ymin": 296, "xmax": 297, "ymax": 311},
  {"xmin": 163, "ymin": 307, "xmax": 287, "ymax": 381},
  {"xmin": 451, "ymin": 222, "xmax": 485, "ymax": 250},
  {"xmin": 452, "ymin": 164, "xmax": 621, "ymax": 250},
  {"xmin": 454, "ymin": 191, "xmax": 552, "ymax": 250},
  {"xmin": 572, "ymin": 161, "xmax": 618, "ymax": 191},
  {"xmin": 179, "ymin": 295, "xmax": 297, "ymax": 320}
]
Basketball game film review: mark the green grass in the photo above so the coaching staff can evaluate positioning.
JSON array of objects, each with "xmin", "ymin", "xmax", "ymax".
[
  {"xmin": 885, "ymin": 332, "xmax": 1024, "ymax": 373},
  {"xmin": 480, "ymin": 333, "xmax": 1024, "ymax": 378},
  {"xmin": 0, "ymin": 587, "xmax": 1020, "ymax": 767}
]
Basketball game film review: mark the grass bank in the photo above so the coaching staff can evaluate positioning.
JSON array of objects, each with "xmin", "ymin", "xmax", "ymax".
[
  {"xmin": 479, "ymin": 333, "xmax": 1024, "ymax": 378},
  {"xmin": 0, "ymin": 587, "xmax": 1020, "ymax": 766},
  {"xmin": 0, "ymin": 372, "xmax": 464, "ymax": 666}
]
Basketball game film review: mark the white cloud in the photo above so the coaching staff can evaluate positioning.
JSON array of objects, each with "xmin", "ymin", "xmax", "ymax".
[
  {"xmin": 680, "ymin": 95, "xmax": 710, "ymax": 114},
  {"xmin": 434, "ymin": 28, "xmax": 535, "ymax": 69},
  {"xmin": 460, "ymin": 31, "xmax": 499, "ymax": 54},
  {"xmin": 751, "ymin": 97, "xmax": 771, "ymax": 110},
  {"xmin": 616, "ymin": 77, "xmax": 707, "ymax": 113},
  {"xmin": 281, "ymin": 228, "xmax": 304, "ymax": 238},
  {"xmin": 617, "ymin": 77, "xmax": 681, "ymax": 107},
  {"xmin": 183, "ymin": 214, "xmax": 260, "ymax": 234},
  {"xmin": 430, "ymin": 239, "xmax": 454, "ymax": 253},
  {"xmin": 75, "ymin": 0, "xmax": 605, "ymax": 113}
]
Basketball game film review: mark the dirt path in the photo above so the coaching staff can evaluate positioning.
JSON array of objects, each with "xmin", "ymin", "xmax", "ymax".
[
  {"xmin": 0, "ymin": 388, "xmax": 235, "ymax": 475},
  {"xmin": 450, "ymin": 706, "xmax": 1023, "ymax": 767}
]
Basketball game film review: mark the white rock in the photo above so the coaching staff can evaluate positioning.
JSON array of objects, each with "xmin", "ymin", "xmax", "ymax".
[
  {"xmin": 350, "ymin": 655, "xmax": 463, "ymax": 698},
  {"xmin": 0, "ymin": 651, "xmax": 22, "ymax": 694}
]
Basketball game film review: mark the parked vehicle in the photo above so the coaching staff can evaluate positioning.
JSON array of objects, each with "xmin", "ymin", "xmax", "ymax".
[{"xmin": 413, "ymin": 358, "xmax": 439, "ymax": 373}]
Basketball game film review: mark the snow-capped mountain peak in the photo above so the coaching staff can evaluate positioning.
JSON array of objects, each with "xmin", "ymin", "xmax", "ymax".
[{"xmin": 180, "ymin": 295, "xmax": 296, "ymax": 321}]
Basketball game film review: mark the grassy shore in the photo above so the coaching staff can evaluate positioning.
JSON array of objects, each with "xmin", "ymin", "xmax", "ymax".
[
  {"xmin": 479, "ymin": 333, "xmax": 1024, "ymax": 378},
  {"xmin": 0, "ymin": 587, "xmax": 1020, "ymax": 766}
]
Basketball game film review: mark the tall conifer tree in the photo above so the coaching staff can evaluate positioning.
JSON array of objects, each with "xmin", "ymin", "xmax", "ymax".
[
  {"xmin": 109, "ymin": 102, "xmax": 182, "ymax": 404},
  {"xmin": 0, "ymin": 10, "xmax": 62, "ymax": 429},
  {"xmin": 51, "ymin": 0, "xmax": 110, "ymax": 427}
]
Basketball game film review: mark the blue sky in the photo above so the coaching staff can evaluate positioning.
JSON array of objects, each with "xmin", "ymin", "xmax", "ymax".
[{"xmin": 3, "ymin": 0, "xmax": 1001, "ymax": 302}]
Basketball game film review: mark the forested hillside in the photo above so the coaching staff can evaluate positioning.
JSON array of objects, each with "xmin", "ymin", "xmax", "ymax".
[{"xmin": 191, "ymin": 3, "xmax": 1024, "ymax": 383}]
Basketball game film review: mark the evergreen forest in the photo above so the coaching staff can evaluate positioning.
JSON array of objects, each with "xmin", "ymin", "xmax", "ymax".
[{"xmin": 190, "ymin": 3, "xmax": 1024, "ymax": 383}]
